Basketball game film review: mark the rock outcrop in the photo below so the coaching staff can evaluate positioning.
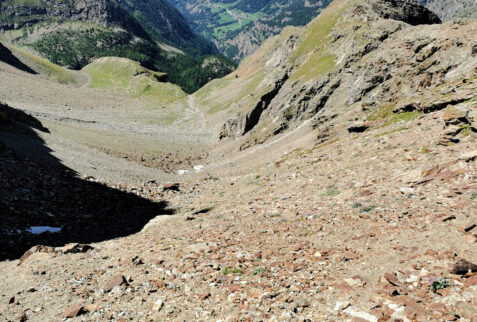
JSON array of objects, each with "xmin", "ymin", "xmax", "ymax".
[
  {"xmin": 371, "ymin": 0, "xmax": 441, "ymax": 25},
  {"xmin": 197, "ymin": 0, "xmax": 476, "ymax": 150},
  {"xmin": 418, "ymin": 0, "xmax": 477, "ymax": 21},
  {"xmin": 0, "ymin": 0, "xmax": 146, "ymax": 37}
]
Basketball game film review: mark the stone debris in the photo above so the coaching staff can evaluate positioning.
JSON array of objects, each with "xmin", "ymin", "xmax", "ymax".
[
  {"xmin": 61, "ymin": 303, "xmax": 86, "ymax": 319},
  {"xmin": 450, "ymin": 259, "xmax": 477, "ymax": 275},
  {"xmin": 56, "ymin": 243, "xmax": 94, "ymax": 254},
  {"xmin": 0, "ymin": 1, "xmax": 475, "ymax": 321},
  {"xmin": 104, "ymin": 274, "xmax": 128, "ymax": 292}
]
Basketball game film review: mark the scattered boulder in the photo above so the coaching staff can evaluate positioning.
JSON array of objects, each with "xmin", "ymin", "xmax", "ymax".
[
  {"xmin": 104, "ymin": 274, "xmax": 128, "ymax": 292},
  {"xmin": 343, "ymin": 305, "xmax": 378, "ymax": 322},
  {"xmin": 442, "ymin": 105, "xmax": 469, "ymax": 125},
  {"xmin": 459, "ymin": 150, "xmax": 477, "ymax": 162},
  {"xmin": 84, "ymin": 304, "xmax": 98, "ymax": 313},
  {"xmin": 163, "ymin": 183, "xmax": 180, "ymax": 192},
  {"xmin": 61, "ymin": 303, "xmax": 86, "ymax": 319},
  {"xmin": 450, "ymin": 258, "xmax": 477, "ymax": 275},
  {"xmin": 347, "ymin": 121, "xmax": 370, "ymax": 133},
  {"xmin": 152, "ymin": 299, "xmax": 164, "ymax": 312},
  {"xmin": 18, "ymin": 245, "xmax": 56, "ymax": 265},
  {"xmin": 56, "ymin": 243, "xmax": 94, "ymax": 254}
]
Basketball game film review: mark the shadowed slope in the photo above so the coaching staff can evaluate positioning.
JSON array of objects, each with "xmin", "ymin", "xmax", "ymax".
[
  {"xmin": 0, "ymin": 42, "xmax": 36, "ymax": 74},
  {"xmin": 0, "ymin": 103, "xmax": 175, "ymax": 261}
]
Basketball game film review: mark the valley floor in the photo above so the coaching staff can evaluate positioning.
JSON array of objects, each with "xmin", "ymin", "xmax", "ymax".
[
  {"xmin": 0, "ymin": 61, "xmax": 211, "ymax": 184},
  {"xmin": 0, "ymin": 60, "xmax": 476, "ymax": 321}
]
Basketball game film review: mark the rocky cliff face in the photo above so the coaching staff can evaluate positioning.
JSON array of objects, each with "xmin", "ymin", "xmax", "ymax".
[
  {"xmin": 418, "ymin": 0, "xmax": 477, "ymax": 20},
  {"xmin": 196, "ymin": 0, "xmax": 476, "ymax": 149},
  {"xmin": 0, "ymin": 0, "xmax": 220, "ymax": 57},
  {"xmin": 372, "ymin": 0, "xmax": 441, "ymax": 25},
  {"xmin": 0, "ymin": 0, "xmax": 144, "ymax": 34}
]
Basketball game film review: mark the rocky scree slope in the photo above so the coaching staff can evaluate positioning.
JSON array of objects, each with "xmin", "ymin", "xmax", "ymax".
[
  {"xmin": 0, "ymin": 102, "xmax": 175, "ymax": 260},
  {"xmin": 0, "ymin": 66, "xmax": 476, "ymax": 320},
  {"xmin": 196, "ymin": 0, "xmax": 476, "ymax": 150},
  {"xmin": 0, "ymin": 0, "xmax": 476, "ymax": 320}
]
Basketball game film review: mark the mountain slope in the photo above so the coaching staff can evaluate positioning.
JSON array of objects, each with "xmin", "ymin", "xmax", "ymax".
[
  {"xmin": 118, "ymin": 0, "xmax": 218, "ymax": 56},
  {"xmin": 0, "ymin": 0, "xmax": 217, "ymax": 56},
  {"xmin": 0, "ymin": 0, "xmax": 235, "ymax": 93},
  {"xmin": 195, "ymin": 0, "xmax": 475, "ymax": 150},
  {"xmin": 0, "ymin": 0, "xmax": 476, "ymax": 320},
  {"xmin": 418, "ymin": 0, "xmax": 477, "ymax": 20},
  {"xmin": 167, "ymin": 0, "xmax": 333, "ymax": 61},
  {"xmin": 0, "ymin": 42, "xmax": 36, "ymax": 74},
  {"xmin": 0, "ymin": 0, "xmax": 162, "ymax": 69}
]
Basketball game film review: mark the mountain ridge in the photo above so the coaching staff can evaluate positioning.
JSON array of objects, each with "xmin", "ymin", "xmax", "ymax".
[
  {"xmin": 0, "ymin": 0, "xmax": 236, "ymax": 93},
  {"xmin": 195, "ymin": 0, "xmax": 475, "ymax": 150}
]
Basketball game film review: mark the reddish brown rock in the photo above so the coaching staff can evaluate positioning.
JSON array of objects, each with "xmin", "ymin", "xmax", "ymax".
[
  {"xmin": 381, "ymin": 273, "xmax": 400, "ymax": 286},
  {"xmin": 396, "ymin": 297, "xmax": 429, "ymax": 319},
  {"xmin": 199, "ymin": 292, "xmax": 211, "ymax": 300},
  {"xmin": 333, "ymin": 283, "xmax": 353, "ymax": 292},
  {"xmin": 450, "ymin": 258, "xmax": 477, "ymax": 275},
  {"xmin": 104, "ymin": 274, "xmax": 128, "ymax": 292},
  {"xmin": 61, "ymin": 303, "xmax": 86, "ymax": 319},
  {"xmin": 464, "ymin": 235, "xmax": 477, "ymax": 244},
  {"xmin": 429, "ymin": 302, "xmax": 447, "ymax": 314},
  {"xmin": 151, "ymin": 280, "xmax": 166, "ymax": 289},
  {"xmin": 18, "ymin": 245, "xmax": 56, "ymax": 265},
  {"xmin": 84, "ymin": 304, "xmax": 98, "ymax": 312}
]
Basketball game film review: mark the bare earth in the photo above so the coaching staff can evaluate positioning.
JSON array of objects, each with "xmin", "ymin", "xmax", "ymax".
[{"xmin": 0, "ymin": 56, "xmax": 476, "ymax": 321}]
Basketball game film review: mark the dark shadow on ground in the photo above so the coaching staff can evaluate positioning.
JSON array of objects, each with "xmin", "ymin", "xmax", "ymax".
[
  {"xmin": 0, "ymin": 103, "xmax": 175, "ymax": 261},
  {"xmin": 0, "ymin": 43, "xmax": 37, "ymax": 75}
]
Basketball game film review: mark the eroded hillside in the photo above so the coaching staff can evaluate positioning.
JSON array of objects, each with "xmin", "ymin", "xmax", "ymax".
[
  {"xmin": 196, "ymin": 0, "xmax": 475, "ymax": 152},
  {"xmin": 0, "ymin": 0, "xmax": 475, "ymax": 321}
]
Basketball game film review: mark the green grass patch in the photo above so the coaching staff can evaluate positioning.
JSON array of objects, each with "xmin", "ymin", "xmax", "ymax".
[
  {"xmin": 459, "ymin": 124, "xmax": 472, "ymax": 137},
  {"xmin": 222, "ymin": 267, "xmax": 244, "ymax": 275},
  {"xmin": 323, "ymin": 187, "xmax": 340, "ymax": 197},
  {"xmin": 252, "ymin": 267, "xmax": 266, "ymax": 276},
  {"xmin": 359, "ymin": 205, "xmax": 377, "ymax": 213},
  {"xmin": 385, "ymin": 111, "xmax": 422, "ymax": 126},
  {"xmin": 367, "ymin": 104, "xmax": 396, "ymax": 121},
  {"xmin": 83, "ymin": 57, "xmax": 186, "ymax": 106},
  {"xmin": 289, "ymin": 5, "xmax": 345, "ymax": 81},
  {"xmin": 8, "ymin": 45, "xmax": 76, "ymax": 84}
]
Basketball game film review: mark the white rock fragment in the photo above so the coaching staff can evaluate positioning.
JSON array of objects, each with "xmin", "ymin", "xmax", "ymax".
[
  {"xmin": 343, "ymin": 306, "xmax": 378, "ymax": 322},
  {"xmin": 153, "ymin": 300, "xmax": 164, "ymax": 312},
  {"xmin": 400, "ymin": 187, "xmax": 415, "ymax": 194},
  {"xmin": 334, "ymin": 301, "xmax": 350, "ymax": 311}
]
